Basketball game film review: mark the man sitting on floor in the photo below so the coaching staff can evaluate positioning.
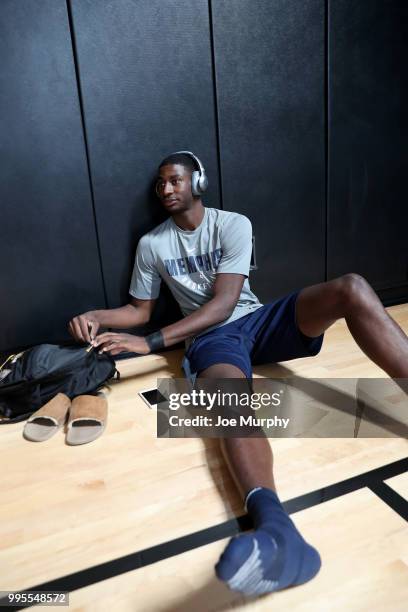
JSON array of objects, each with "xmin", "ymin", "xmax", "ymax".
[{"xmin": 69, "ymin": 151, "xmax": 408, "ymax": 596}]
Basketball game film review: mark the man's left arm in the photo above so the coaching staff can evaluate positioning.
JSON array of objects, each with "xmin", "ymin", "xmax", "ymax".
[
  {"xmin": 158, "ymin": 272, "xmax": 246, "ymax": 345},
  {"xmin": 93, "ymin": 272, "xmax": 245, "ymax": 355},
  {"xmin": 94, "ymin": 213, "xmax": 253, "ymax": 355}
]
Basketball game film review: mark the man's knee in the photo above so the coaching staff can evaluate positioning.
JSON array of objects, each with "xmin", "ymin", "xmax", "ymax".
[
  {"xmin": 198, "ymin": 363, "xmax": 247, "ymax": 379},
  {"xmin": 196, "ymin": 363, "xmax": 250, "ymax": 405},
  {"xmin": 336, "ymin": 273, "xmax": 372, "ymax": 311}
]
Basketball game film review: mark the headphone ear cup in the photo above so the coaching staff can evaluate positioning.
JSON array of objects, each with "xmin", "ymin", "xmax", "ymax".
[
  {"xmin": 198, "ymin": 172, "xmax": 208, "ymax": 194},
  {"xmin": 191, "ymin": 170, "xmax": 200, "ymax": 196}
]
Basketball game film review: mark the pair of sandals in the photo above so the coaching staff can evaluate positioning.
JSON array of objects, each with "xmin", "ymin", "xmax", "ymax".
[{"xmin": 23, "ymin": 392, "xmax": 108, "ymax": 445}]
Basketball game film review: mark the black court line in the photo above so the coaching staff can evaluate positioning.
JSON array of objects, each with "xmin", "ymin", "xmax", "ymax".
[
  {"xmin": 369, "ymin": 481, "xmax": 408, "ymax": 522},
  {"xmin": 282, "ymin": 456, "xmax": 408, "ymax": 514},
  {"xmin": 2, "ymin": 456, "xmax": 407, "ymax": 609}
]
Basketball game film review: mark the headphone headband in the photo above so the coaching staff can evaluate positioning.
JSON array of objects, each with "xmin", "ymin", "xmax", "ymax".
[
  {"xmin": 164, "ymin": 150, "xmax": 208, "ymax": 196},
  {"xmin": 172, "ymin": 150, "xmax": 205, "ymax": 176}
]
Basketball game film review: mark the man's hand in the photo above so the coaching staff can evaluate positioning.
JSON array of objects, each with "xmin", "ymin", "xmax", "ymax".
[
  {"xmin": 69, "ymin": 312, "xmax": 100, "ymax": 344},
  {"xmin": 92, "ymin": 332, "xmax": 150, "ymax": 356}
]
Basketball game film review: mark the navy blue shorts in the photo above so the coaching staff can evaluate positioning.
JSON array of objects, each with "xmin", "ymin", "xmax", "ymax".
[{"xmin": 182, "ymin": 290, "xmax": 324, "ymax": 382}]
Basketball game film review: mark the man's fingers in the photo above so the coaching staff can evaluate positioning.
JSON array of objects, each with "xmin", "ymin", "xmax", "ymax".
[
  {"xmin": 68, "ymin": 321, "xmax": 75, "ymax": 339},
  {"xmin": 78, "ymin": 317, "xmax": 92, "ymax": 343},
  {"xmin": 99, "ymin": 341, "xmax": 124, "ymax": 354},
  {"xmin": 71, "ymin": 318, "xmax": 85, "ymax": 343},
  {"xmin": 94, "ymin": 332, "xmax": 117, "ymax": 346},
  {"xmin": 69, "ymin": 314, "xmax": 101, "ymax": 344},
  {"xmin": 89, "ymin": 320, "xmax": 99, "ymax": 341},
  {"xmin": 95, "ymin": 338, "xmax": 118, "ymax": 351},
  {"xmin": 68, "ymin": 320, "xmax": 77, "ymax": 340}
]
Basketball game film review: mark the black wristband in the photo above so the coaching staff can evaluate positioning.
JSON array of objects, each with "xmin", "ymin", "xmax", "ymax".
[{"xmin": 145, "ymin": 330, "xmax": 165, "ymax": 352}]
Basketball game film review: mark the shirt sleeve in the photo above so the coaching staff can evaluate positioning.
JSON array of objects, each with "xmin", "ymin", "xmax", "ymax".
[
  {"xmin": 129, "ymin": 234, "xmax": 162, "ymax": 299},
  {"xmin": 216, "ymin": 214, "xmax": 253, "ymax": 277}
]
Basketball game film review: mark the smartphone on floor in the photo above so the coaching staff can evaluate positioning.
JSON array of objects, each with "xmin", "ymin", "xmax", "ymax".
[{"xmin": 138, "ymin": 387, "xmax": 167, "ymax": 409}]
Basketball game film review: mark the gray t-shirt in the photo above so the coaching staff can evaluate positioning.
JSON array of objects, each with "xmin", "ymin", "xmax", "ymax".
[{"xmin": 129, "ymin": 207, "xmax": 263, "ymax": 342}]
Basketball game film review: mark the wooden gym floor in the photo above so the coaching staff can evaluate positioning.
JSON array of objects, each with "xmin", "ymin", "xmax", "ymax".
[{"xmin": 1, "ymin": 304, "xmax": 407, "ymax": 611}]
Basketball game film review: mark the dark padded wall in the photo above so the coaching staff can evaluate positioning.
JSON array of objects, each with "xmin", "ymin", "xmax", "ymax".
[
  {"xmin": 2, "ymin": 1, "xmax": 407, "ymax": 355},
  {"xmin": 328, "ymin": 0, "xmax": 408, "ymax": 301},
  {"xmin": 69, "ymin": 0, "xmax": 221, "ymax": 325},
  {"xmin": 211, "ymin": 0, "xmax": 325, "ymax": 302},
  {"xmin": 0, "ymin": 0, "xmax": 105, "ymax": 353}
]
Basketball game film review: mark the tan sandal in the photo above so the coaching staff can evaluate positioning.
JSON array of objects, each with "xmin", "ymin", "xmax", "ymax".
[
  {"xmin": 23, "ymin": 393, "xmax": 71, "ymax": 442},
  {"xmin": 66, "ymin": 394, "xmax": 108, "ymax": 445}
]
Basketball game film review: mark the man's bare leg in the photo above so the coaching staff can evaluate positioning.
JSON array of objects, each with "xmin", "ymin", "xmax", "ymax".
[
  {"xmin": 199, "ymin": 363, "xmax": 276, "ymax": 496},
  {"xmin": 199, "ymin": 363, "xmax": 321, "ymax": 595},
  {"xmin": 296, "ymin": 273, "xmax": 408, "ymax": 378},
  {"xmin": 200, "ymin": 275, "xmax": 407, "ymax": 594},
  {"xmin": 206, "ymin": 275, "xmax": 408, "ymax": 504}
]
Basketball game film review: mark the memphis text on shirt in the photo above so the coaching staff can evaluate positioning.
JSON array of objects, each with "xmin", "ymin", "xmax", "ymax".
[{"xmin": 164, "ymin": 248, "xmax": 223, "ymax": 278}]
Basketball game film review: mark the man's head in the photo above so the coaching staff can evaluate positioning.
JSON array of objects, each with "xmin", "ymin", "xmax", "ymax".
[{"xmin": 155, "ymin": 153, "xmax": 203, "ymax": 214}]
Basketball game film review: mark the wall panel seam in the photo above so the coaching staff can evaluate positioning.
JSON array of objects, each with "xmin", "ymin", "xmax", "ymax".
[
  {"xmin": 66, "ymin": 0, "xmax": 109, "ymax": 308},
  {"xmin": 208, "ymin": 0, "xmax": 224, "ymax": 211}
]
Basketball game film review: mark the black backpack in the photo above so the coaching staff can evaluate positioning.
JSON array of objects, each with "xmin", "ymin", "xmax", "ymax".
[{"xmin": 0, "ymin": 344, "xmax": 119, "ymax": 424}]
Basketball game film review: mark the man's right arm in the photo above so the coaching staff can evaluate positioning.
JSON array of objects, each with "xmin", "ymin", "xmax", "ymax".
[{"xmin": 69, "ymin": 297, "xmax": 156, "ymax": 344}]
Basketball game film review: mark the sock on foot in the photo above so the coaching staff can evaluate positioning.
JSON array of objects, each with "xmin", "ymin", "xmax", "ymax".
[{"xmin": 215, "ymin": 487, "xmax": 321, "ymax": 596}]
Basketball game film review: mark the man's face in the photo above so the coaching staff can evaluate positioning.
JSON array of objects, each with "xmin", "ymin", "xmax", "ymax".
[{"xmin": 155, "ymin": 164, "xmax": 194, "ymax": 213}]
